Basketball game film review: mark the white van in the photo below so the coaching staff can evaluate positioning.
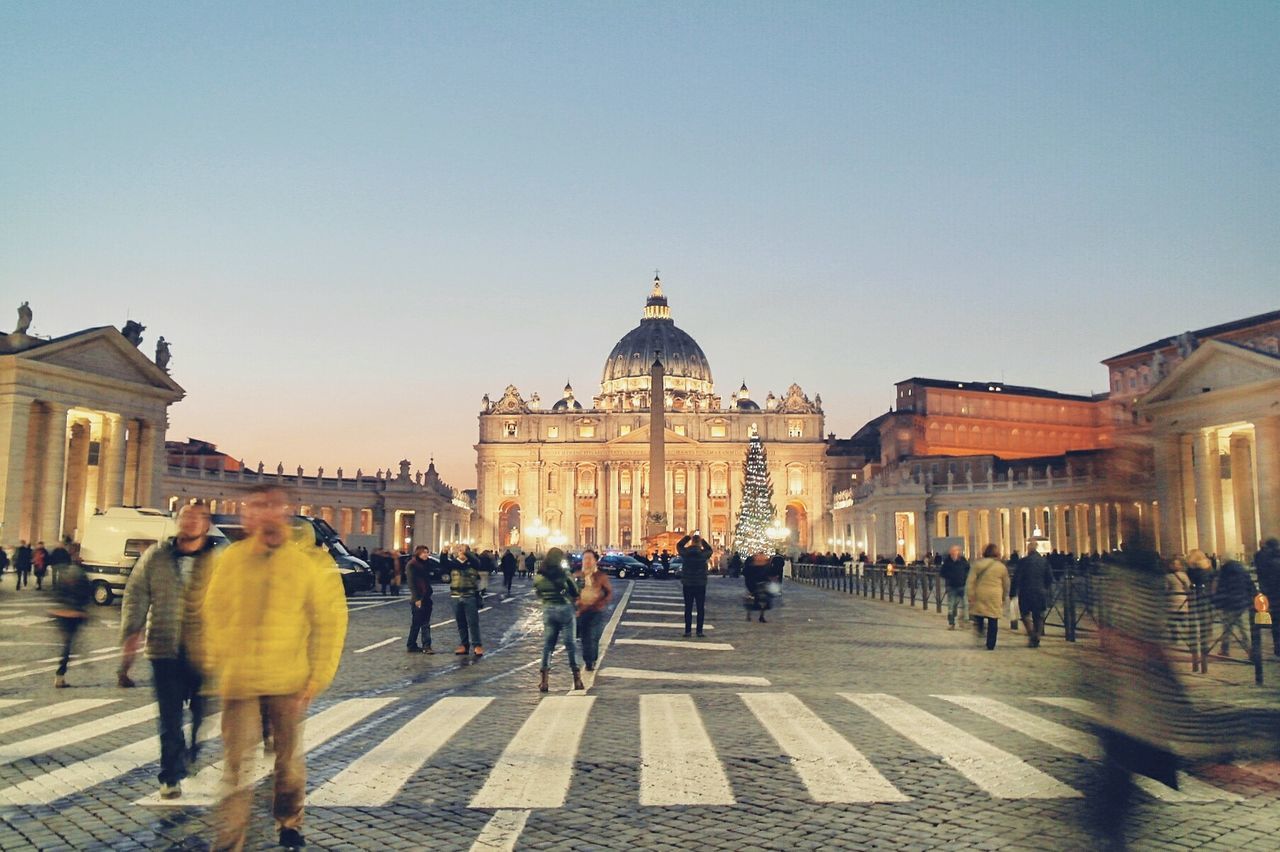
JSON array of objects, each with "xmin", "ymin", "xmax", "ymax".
[{"xmin": 77, "ymin": 507, "xmax": 228, "ymax": 605}]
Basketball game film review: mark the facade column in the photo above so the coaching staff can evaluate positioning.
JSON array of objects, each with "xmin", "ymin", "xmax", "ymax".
[
  {"xmin": 99, "ymin": 413, "xmax": 128, "ymax": 509},
  {"xmin": 698, "ymin": 463, "xmax": 710, "ymax": 538},
  {"xmin": 136, "ymin": 417, "xmax": 168, "ymax": 511},
  {"xmin": 62, "ymin": 420, "xmax": 92, "ymax": 540},
  {"xmin": 38, "ymin": 402, "xmax": 70, "ymax": 544},
  {"xmin": 630, "ymin": 463, "xmax": 642, "ymax": 547},
  {"xmin": 985, "ymin": 508, "xmax": 1000, "ymax": 555},
  {"xmin": 1152, "ymin": 433, "xmax": 1184, "ymax": 556},
  {"xmin": 1229, "ymin": 433, "xmax": 1257, "ymax": 558},
  {"xmin": 1193, "ymin": 430, "xmax": 1221, "ymax": 556},
  {"xmin": 685, "ymin": 464, "xmax": 697, "ymax": 532},
  {"xmin": 1252, "ymin": 415, "xmax": 1280, "ymax": 545},
  {"xmin": 0, "ymin": 396, "xmax": 35, "ymax": 545}
]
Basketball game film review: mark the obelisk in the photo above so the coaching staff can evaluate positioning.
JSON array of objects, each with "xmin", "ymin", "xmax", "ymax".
[{"xmin": 646, "ymin": 351, "xmax": 667, "ymax": 538}]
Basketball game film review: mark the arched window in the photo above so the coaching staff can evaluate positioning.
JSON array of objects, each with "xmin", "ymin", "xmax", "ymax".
[
  {"xmin": 576, "ymin": 464, "xmax": 596, "ymax": 497},
  {"xmin": 501, "ymin": 465, "xmax": 519, "ymax": 496},
  {"xmin": 787, "ymin": 465, "xmax": 804, "ymax": 496},
  {"xmin": 620, "ymin": 468, "xmax": 632, "ymax": 495},
  {"xmin": 710, "ymin": 464, "xmax": 728, "ymax": 497}
]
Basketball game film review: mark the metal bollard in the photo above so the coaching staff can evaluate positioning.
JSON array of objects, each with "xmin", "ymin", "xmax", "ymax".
[{"xmin": 1251, "ymin": 610, "xmax": 1263, "ymax": 686}]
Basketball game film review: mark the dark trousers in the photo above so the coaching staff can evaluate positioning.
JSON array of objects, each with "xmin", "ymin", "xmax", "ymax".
[
  {"xmin": 55, "ymin": 616, "xmax": 82, "ymax": 675},
  {"xmin": 453, "ymin": 596, "xmax": 481, "ymax": 648},
  {"xmin": 973, "ymin": 616, "xmax": 999, "ymax": 650},
  {"xmin": 408, "ymin": 598, "xmax": 433, "ymax": 649},
  {"xmin": 578, "ymin": 609, "xmax": 605, "ymax": 666},
  {"xmin": 15, "ymin": 568, "xmax": 29, "ymax": 589},
  {"xmin": 683, "ymin": 585, "xmax": 706, "ymax": 634},
  {"xmin": 152, "ymin": 652, "xmax": 205, "ymax": 785},
  {"xmin": 34, "ymin": 569, "xmax": 46, "ymax": 590},
  {"xmin": 502, "ymin": 571, "xmax": 514, "ymax": 594}
]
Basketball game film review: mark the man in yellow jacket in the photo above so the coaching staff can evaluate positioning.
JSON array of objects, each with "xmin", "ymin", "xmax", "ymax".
[{"xmin": 204, "ymin": 483, "xmax": 348, "ymax": 852}]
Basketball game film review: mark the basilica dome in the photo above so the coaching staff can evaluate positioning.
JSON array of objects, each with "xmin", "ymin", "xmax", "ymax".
[{"xmin": 600, "ymin": 276, "xmax": 714, "ymax": 398}]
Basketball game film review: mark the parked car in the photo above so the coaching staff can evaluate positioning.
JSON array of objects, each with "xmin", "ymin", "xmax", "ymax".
[
  {"xmin": 212, "ymin": 513, "xmax": 375, "ymax": 596},
  {"xmin": 599, "ymin": 553, "xmax": 650, "ymax": 579},
  {"xmin": 78, "ymin": 507, "xmax": 230, "ymax": 606},
  {"xmin": 667, "ymin": 556, "xmax": 684, "ymax": 579}
]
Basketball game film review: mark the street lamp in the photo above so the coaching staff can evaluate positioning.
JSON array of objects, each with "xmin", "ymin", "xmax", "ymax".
[
  {"xmin": 766, "ymin": 519, "xmax": 789, "ymax": 553},
  {"xmin": 524, "ymin": 518, "xmax": 549, "ymax": 553},
  {"xmin": 547, "ymin": 530, "xmax": 567, "ymax": 549}
]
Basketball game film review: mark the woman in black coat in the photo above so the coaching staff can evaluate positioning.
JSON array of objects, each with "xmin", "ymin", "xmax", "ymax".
[{"xmin": 1011, "ymin": 549, "xmax": 1053, "ymax": 647}]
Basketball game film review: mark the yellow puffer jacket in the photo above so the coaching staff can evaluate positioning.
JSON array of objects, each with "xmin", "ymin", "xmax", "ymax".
[{"xmin": 203, "ymin": 532, "xmax": 348, "ymax": 699}]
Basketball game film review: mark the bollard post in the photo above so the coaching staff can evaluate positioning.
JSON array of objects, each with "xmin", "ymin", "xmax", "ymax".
[
  {"xmin": 1063, "ymin": 564, "xmax": 1076, "ymax": 643},
  {"xmin": 1251, "ymin": 611, "xmax": 1263, "ymax": 686}
]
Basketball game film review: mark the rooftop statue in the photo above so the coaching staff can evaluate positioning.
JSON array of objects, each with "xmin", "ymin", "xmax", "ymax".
[
  {"xmin": 15, "ymin": 301, "xmax": 32, "ymax": 335},
  {"xmin": 122, "ymin": 320, "xmax": 146, "ymax": 347},
  {"xmin": 155, "ymin": 336, "xmax": 171, "ymax": 371}
]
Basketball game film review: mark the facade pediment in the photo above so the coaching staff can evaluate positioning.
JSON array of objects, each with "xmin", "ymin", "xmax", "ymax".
[
  {"xmin": 1139, "ymin": 339, "xmax": 1280, "ymax": 408},
  {"xmin": 606, "ymin": 425, "xmax": 700, "ymax": 446},
  {"xmin": 19, "ymin": 328, "xmax": 183, "ymax": 395}
]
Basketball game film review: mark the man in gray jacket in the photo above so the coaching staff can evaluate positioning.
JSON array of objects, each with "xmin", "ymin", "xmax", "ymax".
[{"xmin": 119, "ymin": 501, "xmax": 220, "ymax": 800}]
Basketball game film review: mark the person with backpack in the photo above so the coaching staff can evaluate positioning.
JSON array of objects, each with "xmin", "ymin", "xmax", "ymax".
[
  {"xmin": 535, "ymin": 547, "xmax": 582, "ymax": 692},
  {"xmin": 1213, "ymin": 559, "xmax": 1257, "ymax": 657}
]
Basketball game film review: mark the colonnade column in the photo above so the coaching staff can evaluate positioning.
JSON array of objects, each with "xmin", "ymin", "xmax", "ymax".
[
  {"xmin": 1253, "ymin": 416, "xmax": 1280, "ymax": 543},
  {"xmin": 631, "ymin": 463, "xmax": 642, "ymax": 546},
  {"xmin": 62, "ymin": 420, "xmax": 92, "ymax": 539},
  {"xmin": 698, "ymin": 464, "xmax": 710, "ymax": 538},
  {"xmin": 1152, "ymin": 433, "xmax": 1184, "ymax": 556},
  {"xmin": 100, "ymin": 413, "xmax": 128, "ymax": 508},
  {"xmin": 0, "ymin": 396, "xmax": 35, "ymax": 544},
  {"xmin": 1229, "ymin": 434, "xmax": 1257, "ymax": 556},
  {"xmin": 38, "ymin": 402, "xmax": 70, "ymax": 544},
  {"xmin": 1193, "ymin": 430, "xmax": 1220, "ymax": 555}
]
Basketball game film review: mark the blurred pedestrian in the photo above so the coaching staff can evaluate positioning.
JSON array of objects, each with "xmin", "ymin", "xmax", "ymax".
[
  {"xmin": 1164, "ymin": 556, "xmax": 1195, "ymax": 669},
  {"xmin": 1012, "ymin": 547, "xmax": 1053, "ymax": 647},
  {"xmin": 33, "ymin": 541, "xmax": 48, "ymax": 590},
  {"xmin": 13, "ymin": 541, "xmax": 31, "ymax": 589},
  {"xmin": 1213, "ymin": 559, "xmax": 1256, "ymax": 657},
  {"xmin": 375, "ymin": 549, "xmax": 392, "ymax": 596},
  {"xmin": 966, "ymin": 544, "xmax": 1010, "ymax": 650},
  {"xmin": 405, "ymin": 545, "xmax": 435, "ymax": 653},
  {"xmin": 500, "ymin": 549, "xmax": 518, "ymax": 596},
  {"xmin": 48, "ymin": 548, "xmax": 91, "ymax": 688},
  {"xmin": 0, "ymin": 544, "xmax": 7, "ymax": 579},
  {"xmin": 1185, "ymin": 549, "xmax": 1215, "ymax": 670},
  {"xmin": 939, "ymin": 545, "xmax": 970, "ymax": 630},
  {"xmin": 1255, "ymin": 538, "xmax": 1280, "ymax": 657},
  {"xmin": 677, "ymin": 533, "xmax": 712, "ymax": 637},
  {"xmin": 744, "ymin": 553, "xmax": 771, "ymax": 622},
  {"xmin": 118, "ymin": 501, "xmax": 219, "ymax": 799},
  {"xmin": 203, "ymin": 483, "xmax": 347, "ymax": 852},
  {"xmin": 523, "ymin": 552, "xmax": 535, "ymax": 579},
  {"xmin": 449, "ymin": 543, "xmax": 484, "ymax": 657},
  {"xmin": 390, "ymin": 552, "xmax": 403, "ymax": 597},
  {"xmin": 576, "ymin": 550, "xmax": 612, "ymax": 671},
  {"xmin": 536, "ymin": 547, "xmax": 582, "ymax": 692}
]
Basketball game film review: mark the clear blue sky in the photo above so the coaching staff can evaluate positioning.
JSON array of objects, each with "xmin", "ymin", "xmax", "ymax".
[{"xmin": 4, "ymin": 1, "xmax": 1277, "ymax": 489}]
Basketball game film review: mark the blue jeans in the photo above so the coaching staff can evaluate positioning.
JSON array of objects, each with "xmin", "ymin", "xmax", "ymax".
[
  {"xmin": 453, "ymin": 596, "xmax": 481, "ymax": 648},
  {"xmin": 577, "ymin": 609, "xmax": 605, "ymax": 667},
  {"xmin": 152, "ymin": 651, "xmax": 205, "ymax": 785},
  {"xmin": 945, "ymin": 587, "xmax": 967, "ymax": 626},
  {"xmin": 542, "ymin": 603, "xmax": 579, "ymax": 670}
]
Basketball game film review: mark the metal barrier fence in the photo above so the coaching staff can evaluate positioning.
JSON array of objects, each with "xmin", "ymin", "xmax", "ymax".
[{"xmin": 789, "ymin": 561, "xmax": 1269, "ymax": 685}]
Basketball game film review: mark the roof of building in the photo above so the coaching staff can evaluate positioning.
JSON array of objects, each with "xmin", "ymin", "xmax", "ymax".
[
  {"xmin": 1103, "ymin": 307, "xmax": 1280, "ymax": 362},
  {"xmin": 896, "ymin": 377, "xmax": 1095, "ymax": 403}
]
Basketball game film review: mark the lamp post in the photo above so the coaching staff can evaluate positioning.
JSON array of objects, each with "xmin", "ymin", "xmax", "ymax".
[
  {"xmin": 547, "ymin": 530, "xmax": 567, "ymax": 550},
  {"xmin": 525, "ymin": 518, "xmax": 549, "ymax": 554},
  {"xmin": 766, "ymin": 519, "xmax": 789, "ymax": 554}
]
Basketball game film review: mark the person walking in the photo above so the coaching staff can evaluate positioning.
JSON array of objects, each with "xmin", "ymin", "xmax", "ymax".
[
  {"xmin": 1254, "ymin": 538, "xmax": 1280, "ymax": 657},
  {"xmin": 744, "ymin": 552, "xmax": 771, "ymax": 622},
  {"xmin": 939, "ymin": 545, "xmax": 970, "ymax": 630},
  {"xmin": 1213, "ymin": 559, "xmax": 1256, "ymax": 657},
  {"xmin": 118, "ymin": 501, "xmax": 220, "ymax": 799},
  {"xmin": 448, "ymin": 543, "xmax": 485, "ymax": 657},
  {"xmin": 374, "ymin": 549, "xmax": 392, "ymax": 596},
  {"xmin": 0, "ymin": 544, "xmax": 8, "ymax": 579},
  {"xmin": 13, "ymin": 541, "xmax": 31, "ymax": 589},
  {"xmin": 523, "ymin": 552, "xmax": 535, "ymax": 580},
  {"xmin": 49, "ymin": 551, "xmax": 92, "ymax": 688},
  {"xmin": 500, "ymin": 550, "xmax": 518, "ymax": 596},
  {"xmin": 202, "ymin": 483, "xmax": 347, "ymax": 852},
  {"xmin": 677, "ymin": 533, "xmax": 712, "ymax": 637},
  {"xmin": 1012, "ymin": 547, "xmax": 1053, "ymax": 648},
  {"xmin": 1185, "ymin": 549, "xmax": 1216, "ymax": 670},
  {"xmin": 32, "ymin": 542, "xmax": 48, "ymax": 590},
  {"xmin": 389, "ymin": 553, "xmax": 403, "ymax": 597},
  {"xmin": 1165, "ymin": 556, "xmax": 1196, "ymax": 669},
  {"xmin": 535, "ymin": 547, "xmax": 583, "ymax": 692},
  {"xmin": 405, "ymin": 545, "xmax": 435, "ymax": 653},
  {"xmin": 966, "ymin": 544, "xmax": 1010, "ymax": 650},
  {"xmin": 576, "ymin": 550, "xmax": 612, "ymax": 671}
]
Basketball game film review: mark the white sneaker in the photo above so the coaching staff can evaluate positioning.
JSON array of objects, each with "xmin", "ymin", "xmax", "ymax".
[{"xmin": 159, "ymin": 782, "xmax": 182, "ymax": 800}]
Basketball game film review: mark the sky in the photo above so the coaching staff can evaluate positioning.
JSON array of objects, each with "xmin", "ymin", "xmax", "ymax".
[{"xmin": 3, "ymin": 1, "xmax": 1277, "ymax": 490}]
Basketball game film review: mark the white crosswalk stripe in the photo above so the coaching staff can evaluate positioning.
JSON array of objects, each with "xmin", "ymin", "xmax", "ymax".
[
  {"xmin": 470, "ymin": 696, "xmax": 595, "ymax": 810},
  {"xmin": 615, "ymin": 638, "xmax": 733, "ymax": 651},
  {"xmin": 0, "ymin": 703, "xmax": 157, "ymax": 767},
  {"xmin": 620, "ymin": 621, "xmax": 714, "ymax": 630},
  {"xmin": 742, "ymin": 693, "xmax": 907, "ymax": 803},
  {"xmin": 639, "ymin": 694, "xmax": 734, "ymax": 805},
  {"xmin": 310, "ymin": 696, "xmax": 492, "ymax": 807},
  {"xmin": 0, "ymin": 698, "xmax": 118, "ymax": 738},
  {"xmin": 136, "ymin": 698, "xmax": 396, "ymax": 807},
  {"xmin": 843, "ymin": 693, "xmax": 1082, "ymax": 799},
  {"xmin": 0, "ymin": 691, "xmax": 1262, "ymax": 814}
]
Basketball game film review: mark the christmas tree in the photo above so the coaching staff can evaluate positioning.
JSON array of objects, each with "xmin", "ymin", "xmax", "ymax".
[{"xmin": 733, "ymin": 433, "xmax": 775, "ymax": 554}]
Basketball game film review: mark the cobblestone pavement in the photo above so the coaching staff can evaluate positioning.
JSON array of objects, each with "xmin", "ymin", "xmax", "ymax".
[{"xmin": 1, "ymin": 571, "xmax": 1277, "ymax": 851}]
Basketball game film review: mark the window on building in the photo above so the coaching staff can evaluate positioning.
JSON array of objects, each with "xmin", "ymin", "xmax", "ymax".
[
  {"xmin": 787, "ymin": 466, "xmax": 804, "ymax": 496},
  {"xmin": 547, "ymin": 425, "xmax": 559, "ymax": 439},
  {"xmin": 619, "ymin": 424, "xmax": 632, "ymax": 436},
  {"xmin": 578, "ymin": 422, "xmax": 595, "ymax": 438},
  {"xmin": 577, "ymin": 465, "xmax": 596, "ymax": 496},
  {"xmin": 788, "ymin": 420, "xmax": 803, "ymax": 438},
  {"xmin": 710, "ymin": 464, "xmax": 728, "ymax": 496},
  {"xmin": 709, "ymin": 422, "xmax": 727, "ymax": 438},
  {"xmin": 503, "ymin": 420, "xmax": 518, "ymax": 437},
  {"xmin": 673, "ymin": 424, "xmax": 686, "ymax": 436},
  {"xmin": 674, "ymin": 469, "xmax": 686, "ymax": 495},
  {"xmin": 620, "ymin": 468, "xmax": 632, "ymax": 495},
  {"xmin": 547, "ymin": 470, "xmax": 557, "ymax": 492},
  {"xmin": 501, "ymin": 466, "xmax": 518, "ymax": 496}
]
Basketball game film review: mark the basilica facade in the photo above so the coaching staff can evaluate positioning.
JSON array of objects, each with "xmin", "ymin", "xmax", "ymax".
[{"xmin": 474, "ymin": 278, "xmax": 828, "ymax": 552}]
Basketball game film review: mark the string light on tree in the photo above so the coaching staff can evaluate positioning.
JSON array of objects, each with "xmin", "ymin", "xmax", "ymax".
[{"xmin": 734, "ymin": 433, "xmax": 776, "ymax": 555}]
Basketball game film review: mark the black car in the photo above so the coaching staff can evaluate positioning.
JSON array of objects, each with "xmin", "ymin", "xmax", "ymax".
[
  {"xmin": 211, "ymin": 514, "xmax": 375, "ymax": 596},
  {"xmin": 598, "ymin": 553, "xmax": 650, "ymax": 579}
]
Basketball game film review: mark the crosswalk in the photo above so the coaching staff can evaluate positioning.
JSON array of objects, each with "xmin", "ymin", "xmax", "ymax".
[{"xmin": 0, "ymin": 689, "xmax": 1261, "ymax": 814}]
